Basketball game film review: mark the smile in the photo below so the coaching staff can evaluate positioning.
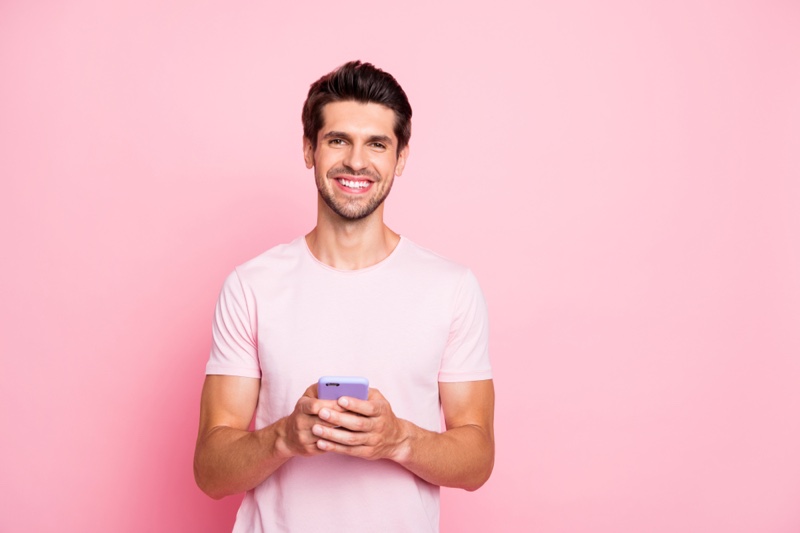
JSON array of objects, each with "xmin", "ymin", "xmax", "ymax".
[{"xmin": 336, "ymin": 178, "xmax": 371, "ymax": 189}]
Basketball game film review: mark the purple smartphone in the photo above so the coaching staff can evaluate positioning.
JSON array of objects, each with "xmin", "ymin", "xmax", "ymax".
[{"xmin": 317, "ymin": 376, "xmax": 369, "ymax": 400}]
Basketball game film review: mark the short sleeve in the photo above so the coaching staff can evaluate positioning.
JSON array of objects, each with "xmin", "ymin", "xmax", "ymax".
[
  {"xmin": 438, "ymin": 269, "xmax": 492, "ymax": 382},
  {"xmin": 206, "ymin": 269, "xmax": 261, "ymax": 378}
]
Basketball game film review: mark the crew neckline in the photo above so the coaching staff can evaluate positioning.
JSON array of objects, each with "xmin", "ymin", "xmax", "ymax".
[{"xmin": 302, "ymin": 235, "xmax": 406, "ymax": 274}]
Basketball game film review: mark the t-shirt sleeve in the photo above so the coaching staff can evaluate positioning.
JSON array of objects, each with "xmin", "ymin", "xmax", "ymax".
[
  {"xmin": 438, "ymin": 269, "xmax": 492, "ymax": 382},
  {"xmin": 206, "ymin": 269, "xmax": 262, "ymax": 378}
]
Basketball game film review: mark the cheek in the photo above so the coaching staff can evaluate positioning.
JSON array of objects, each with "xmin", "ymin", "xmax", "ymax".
[{"xmin": 316, "ymin": 150, "xmax": 338, "ymax": 170}]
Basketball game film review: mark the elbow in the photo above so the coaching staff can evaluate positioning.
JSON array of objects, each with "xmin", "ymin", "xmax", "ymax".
[
  {"xmin": 464, "ymin": 479, "xmax": 488, "ymax": 492},
  {"xmin": 464, "ymin": 468, "xmax": 493, "ymax": 492},
  {"xmin": 194, "ymin": 456, "xmax": 228, "ymax": 501},
  {"xmin": 462, "ymin": 455, "xmax": 495, "ymax": 492},
  {"xmin": 459, "ymin": 423, "xmax": 494, "ymax": 492},
  {"xmin": 200, "ymin": 486, "xmax": 227, "ymax": 501},
  {"xmin": 205, "ymin": 490, "xmax": 228, "ymax": 501},
  {"xmin": 195, "ymin": 473, "xmax": 228, "ymax": 501}
]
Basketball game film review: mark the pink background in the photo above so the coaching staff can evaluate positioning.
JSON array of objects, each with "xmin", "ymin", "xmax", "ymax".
[{"xmin": 2, "ymin": 1, "xmax": 799, "ymax": 531}]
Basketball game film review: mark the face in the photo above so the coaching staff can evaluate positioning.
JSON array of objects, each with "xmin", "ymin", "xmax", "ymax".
[{"xmin": 303, "ymin": 100, "xmax": 408, "ymax": 221}]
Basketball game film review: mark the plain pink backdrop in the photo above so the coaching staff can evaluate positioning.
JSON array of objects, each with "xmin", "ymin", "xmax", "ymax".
[{"xmin": 2, "ymin": 1, "xmax": 799, "ymax": 532}]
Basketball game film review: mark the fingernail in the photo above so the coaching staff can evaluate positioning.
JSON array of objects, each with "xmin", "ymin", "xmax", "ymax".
[
  {"xmin": 339, "ymin": 397, "xmax": 349, "ymax": 408},
  {"xmin": 312, "ymin": 425, "xmax": 323, "ymax": 436},
  {"xmin": 319, "ymin": 408, "xmax": 330, "ymax": 420}
]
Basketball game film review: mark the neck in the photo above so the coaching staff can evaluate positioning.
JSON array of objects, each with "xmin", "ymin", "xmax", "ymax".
[{"xmin": 305, "ymin": 201, "xmax": 400, "ymax": 270}]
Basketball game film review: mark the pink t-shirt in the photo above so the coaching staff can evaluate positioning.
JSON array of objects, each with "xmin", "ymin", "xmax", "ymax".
[{"xmin": 207, "ymin": 236, "xmax": 492, "ymax": 533}]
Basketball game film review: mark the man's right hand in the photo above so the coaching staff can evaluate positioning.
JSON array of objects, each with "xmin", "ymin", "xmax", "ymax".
[{"xmin": 275, "ymin": 384, "xmax": 342, "ymax": 458}]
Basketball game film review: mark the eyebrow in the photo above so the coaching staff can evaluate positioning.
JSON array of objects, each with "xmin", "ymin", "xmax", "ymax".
[{"xmin": 322, "ymin": 131, "xmax": 395, "ymax": 146}]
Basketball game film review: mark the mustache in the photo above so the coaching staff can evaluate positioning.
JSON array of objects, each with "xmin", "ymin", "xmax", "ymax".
[{"xmin": 326, "ymin": 167, "xmax": 380, "ymax": 181}]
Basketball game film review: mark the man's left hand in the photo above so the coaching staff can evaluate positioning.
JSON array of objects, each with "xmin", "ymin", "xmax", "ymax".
[{"xmin": 311, "ymin": 388, "xmax": 410, "ymax": 462}]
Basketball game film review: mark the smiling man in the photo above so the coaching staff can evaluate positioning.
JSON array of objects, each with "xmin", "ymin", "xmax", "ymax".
[
  {"xmin": 310, "ymin": 101, "xmax": 400, "ymax": 221},
  {"xmin": 194, "ymin": 61, "xmax": 494, "ymax": 533}
]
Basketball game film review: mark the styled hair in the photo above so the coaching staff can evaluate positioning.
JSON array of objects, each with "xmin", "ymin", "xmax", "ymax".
[{"xmin": 302, "ymin": 60, "xmax": 412, "ymax": 153}]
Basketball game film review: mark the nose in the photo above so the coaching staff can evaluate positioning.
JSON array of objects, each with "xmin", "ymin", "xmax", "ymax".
[{"xmin": 343, "ymin": 145, "xmax": 368, "ymax": 172}]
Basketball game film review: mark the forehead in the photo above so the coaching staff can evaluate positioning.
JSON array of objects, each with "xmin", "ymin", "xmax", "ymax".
[{"xmin": 319, "ymin": 101, "xmax": 397, "ymax": 140}]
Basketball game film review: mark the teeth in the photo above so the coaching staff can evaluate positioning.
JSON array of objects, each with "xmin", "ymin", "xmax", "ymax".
[{"xmin": 340, "ymin": 179, "xmax": 370, "ymax": 189}]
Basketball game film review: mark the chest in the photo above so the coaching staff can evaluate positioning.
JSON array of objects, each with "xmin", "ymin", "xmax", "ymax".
[{"xmin": 253, "ymin": 271, "xmax": 454, "ymax": 413}]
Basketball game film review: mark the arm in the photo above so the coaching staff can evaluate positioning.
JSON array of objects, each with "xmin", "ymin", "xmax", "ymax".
[
  {"xmin": 193, "ymin": 375, "xmax": 338, "ymax": 499},
  {"xmin": 311, "ymin": 378, "xmax": 495, "ymax": 491}
]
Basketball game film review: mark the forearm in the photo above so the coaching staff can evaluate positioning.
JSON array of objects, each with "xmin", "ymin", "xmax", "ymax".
[
  {"xmin": 193, "ymin": 418, "xmax": 290, "ymax": 499},
  {"xmin": 394, "ymin": 420, "xmax": 494, "ymax": 491}
]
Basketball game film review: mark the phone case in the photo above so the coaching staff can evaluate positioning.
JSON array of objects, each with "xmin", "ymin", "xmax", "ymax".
[{"xmin": 318, "ymin": 376, "xmax": 369, "ymax": 400}]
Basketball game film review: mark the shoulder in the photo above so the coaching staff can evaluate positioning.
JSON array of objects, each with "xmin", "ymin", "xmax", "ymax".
[
  {"xmin": 394, "ymin": 238, "xmax": 483, "ymax": 297},
  {"xmin": 233, "ymin": 236, "xmax": 307, "ymax": 282},
  {"xmin": 397, "ymin": 237, "xmax": 472, "ymax": 277}
]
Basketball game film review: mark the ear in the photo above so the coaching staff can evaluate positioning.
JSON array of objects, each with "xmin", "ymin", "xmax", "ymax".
[
  {"xmin": 302, "ymin": 137, "xmax": 315, "ymax": 169},
  {"xmin": 394, "ymin": 145, "xmax": 410, "ymax": 176}
]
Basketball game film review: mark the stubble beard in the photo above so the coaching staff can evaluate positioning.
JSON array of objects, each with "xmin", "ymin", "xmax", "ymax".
[{"xmin": 317, "ymin": 167, "xmax": 394, "ymax": 221}]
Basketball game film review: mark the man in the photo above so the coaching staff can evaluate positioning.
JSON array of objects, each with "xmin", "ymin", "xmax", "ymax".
[{"xmin": 194, "ymin": 60, "xmax": 494, "ymax": 532}]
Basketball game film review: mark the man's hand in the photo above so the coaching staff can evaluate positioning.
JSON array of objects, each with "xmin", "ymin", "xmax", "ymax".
[
  {"xmin": 310, "ymin": 388, "xmax": 410, "ymax": 462},
  {"xmin": 275, "ymin": 384, "xmax": 343, "ymax": 459}
]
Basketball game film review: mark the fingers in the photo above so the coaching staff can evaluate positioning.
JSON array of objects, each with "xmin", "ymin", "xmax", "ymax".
[
  {"xmin": 311, "ymin": 427, "xmax": 389, "ymax": 461},
  {"xmin": 336, "ymin": 393, "xmax": 381, "ymax": 417},
  {"xmin": 312, "ymin": 424, "xmax": 366, "ymax": 446},
  {"xmin": 307, "ymin": 389, "xmax": 404, "ymax": 461},
  {"xmin": 311, "ymin": 426, "xmax": 382, "ymax": 460},
  {"xmin": 284, "ymin": 387, "xmax": 398, "ymax": 460},
  {"xmin": 298, "ymin": 395, "xmax": 344, "ymax": 416},
  {"xmin": 318, "ymin": 407, "xmax": 373, "ymax": 432},
  {"xmin": 279, "ymin": 415, "xmax": 324, "ymax": 458},
  {"xmin": 282, "ymin": 386, "xmax": 348, "ymax": 457},
  {"xmin": 312, "ymin": 407, "xmax": 386, "ymax": 447},
  {"xmin": 314, "ymin": 438, "xmax": 376, "ymax": 459}
]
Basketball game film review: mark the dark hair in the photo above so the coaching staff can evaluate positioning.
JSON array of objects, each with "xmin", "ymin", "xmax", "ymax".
[{"xmin": 302, "ymin": 60, "xmax": 412, "ymax": 153}]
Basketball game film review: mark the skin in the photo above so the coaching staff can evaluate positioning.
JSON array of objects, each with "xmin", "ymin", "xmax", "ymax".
[{"xmin": 194, "ymin": 100, "xmax": 495, "ymax": 499}]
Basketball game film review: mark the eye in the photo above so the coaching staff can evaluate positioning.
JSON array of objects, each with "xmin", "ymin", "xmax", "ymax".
[
  {"xmin": 370, "ymin": 142, "xmax": 387, "ymax": 151},
  {"xmin": 329, "ymin": 138, "xmax": 347, "ymax": 146}
]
